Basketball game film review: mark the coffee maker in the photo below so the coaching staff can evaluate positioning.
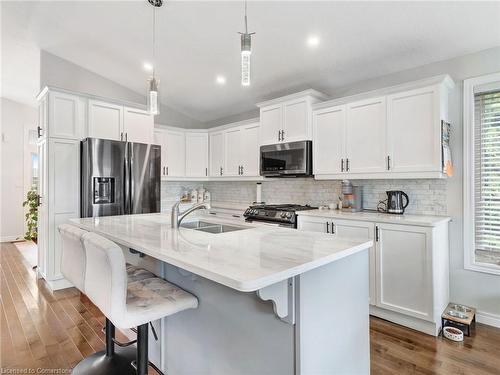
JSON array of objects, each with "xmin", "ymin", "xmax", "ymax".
[{"xmin": 341, "ymin": 180, "xmax": 363, "ymax": 212}]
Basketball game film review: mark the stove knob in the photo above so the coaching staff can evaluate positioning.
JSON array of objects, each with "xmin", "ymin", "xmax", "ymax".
[
  {"xmin": 285, "ymin": 212, "xmax": 293, "ymax": 219},
  {"xmin": 280, "ymin": 212, "xmax": 286, "ymax": 218}
]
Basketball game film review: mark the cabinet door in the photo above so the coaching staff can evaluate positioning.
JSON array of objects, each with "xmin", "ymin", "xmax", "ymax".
[
  {"xmin": 38, "ymin": 94, "xmax": 48, "ymax": 140},
  {"xmin": 346, "ymin": 97, "xmax": 387, "ymax": 173},
  {"xmin": 154, "ymin": 130, "xmax": 168, "ymax": 177},
  {"xmin": 224, "ymin": 128, "xmax": 242, "ymax": 176},
  {"xmin": 49, "ymin": 91, "xmax": 86, "ymax": 139},
  {"xmin": 209, "ymin": 131, "xmax": 225, "ymax": 177},
  {"xmin": 48, "ymin": 138, "xmax": 80, "ymax": 280},
  {"xmin": 185, "ymin": 133, "xmax": 208, "ymax": 177},
  {"xmin": 333, "ymin": 219, "xmax": 376, "ymax": 305},
  {"xmin": 375, "ymin": 223, "xmax": 433, "ymax": 321},
  {"xmin": 297, "ymin": 216, "xmax": 329, "ymax": 233},
  {"xmin": 260, "ymin": 105, "xmax": 282, "ymax": 145},
  {"xmin": 387, "ymin": 86, "xmax": 441, "ymax": 173},
  {"xmin": 123, "ymin": 107, "xmax": 154, "ymax": 144},
  {"xmin": 88, "ymin": 100, "xmax": 123, "ymax": 141},
  {"xmin": 164, "ymin": 130, "xmax": 185, "ymax": 177},
  {"xmin": 283, "ymin": 98, "xmax": 310, "ymax": 142},
  {"xmin": 37, "ymin": 139, "xmax": 48, "ymax": 278},
  {"xmin": 313, "ymin": 106, "xmax": 346, "ymax": 175},
  {"xmin": 241, "ymin": 123, "xmax": 260, "ymax": 176}
]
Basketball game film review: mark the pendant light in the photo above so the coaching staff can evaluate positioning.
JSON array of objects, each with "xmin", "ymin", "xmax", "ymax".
[
  {"xmin": 239, "ymin": 1, "xmax": 255, "ymax": 86},
  {"xmin": 147, "ymin": 0, "xmax": 162, "ymax": 115}
]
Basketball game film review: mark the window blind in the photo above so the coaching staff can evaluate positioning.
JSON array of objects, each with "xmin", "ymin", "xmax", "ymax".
[{"xmin": 474, "ymin": 89, "xmax": 500, "ymax": 265}]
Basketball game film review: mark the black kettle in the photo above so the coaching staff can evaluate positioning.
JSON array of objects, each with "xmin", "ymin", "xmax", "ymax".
[{"xmin": 385, "ymin": 190, "xmax": 409, "ymax": 214}]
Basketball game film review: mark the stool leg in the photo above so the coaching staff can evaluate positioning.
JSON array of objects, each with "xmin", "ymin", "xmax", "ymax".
[
  {"xmin": 105, "ymin": 318, "xmax": 115, "ymax": 357},
  {"xmin": 137, "ymin": 323, "xmax": 149, "ymax": 375}
]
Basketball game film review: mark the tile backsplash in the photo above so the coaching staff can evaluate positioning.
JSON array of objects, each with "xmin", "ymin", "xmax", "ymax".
[{"xmin": 161, "ymin": 178, "xmax": 447, "ymax": 216}]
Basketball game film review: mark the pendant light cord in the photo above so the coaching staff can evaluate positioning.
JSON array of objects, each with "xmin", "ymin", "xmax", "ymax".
[
  {"xmin": 244, "ymin": 1, "xmax": 248, "ymax": 34},
  {"xmin": 152, "ymin": 5, "xmax": 156, "ymax": 77}
]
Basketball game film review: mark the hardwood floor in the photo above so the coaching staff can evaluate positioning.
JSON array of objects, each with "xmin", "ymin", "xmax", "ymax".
[{"xmin": 2, "ymin": 241, "xmax": 500, "ymax": 374}]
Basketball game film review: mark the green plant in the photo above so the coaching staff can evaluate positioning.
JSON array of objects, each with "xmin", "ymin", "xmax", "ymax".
[{"xmin": 23, "ymin": 188, "xmax": 39, "ymax": 242}]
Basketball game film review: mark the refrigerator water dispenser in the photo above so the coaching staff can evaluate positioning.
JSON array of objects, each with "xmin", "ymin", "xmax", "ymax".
[{"xmin": 93, "ymin": 177, "xmax": 115, "ymax": 204}]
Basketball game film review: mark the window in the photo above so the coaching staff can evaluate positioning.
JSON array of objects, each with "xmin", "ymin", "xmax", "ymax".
[{"xmin": 464, "ymin": 72, "xmax": 500, "ymax": 275}]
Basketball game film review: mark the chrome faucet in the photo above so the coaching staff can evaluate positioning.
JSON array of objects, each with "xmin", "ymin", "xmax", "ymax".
[{"xmin": 171, "ymin": 201, "xmax": 211, "ymax": 228}]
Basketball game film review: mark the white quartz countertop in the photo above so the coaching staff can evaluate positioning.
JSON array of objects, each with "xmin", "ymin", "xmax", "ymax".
[
  {"xmin": 69, "ymin": 213, "xmax": 372, "ymax": 292},
  {"xmin": 297, "ymin": 209, "xmax": 451, "ymax": 227}
]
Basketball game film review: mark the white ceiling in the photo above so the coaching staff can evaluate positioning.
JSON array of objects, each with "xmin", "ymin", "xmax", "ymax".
[{"xmin": 3, "ymin": 1, "xmax": 500, "ymax": 123}]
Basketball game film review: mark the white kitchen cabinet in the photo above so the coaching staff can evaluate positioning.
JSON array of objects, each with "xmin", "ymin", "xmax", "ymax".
[
  {"xmin": 298, "ymin": 214, "xmax": 450, "ymax": 336},
  {"xmin": 224, "ymin": 127, "xmax": 242, "ymax": 176},
  {"xmin": 312, "ymin": 75, "xmax": 454, "ymax": 180},
  {"xmin": 164, "ymin": 130, "xmax": 186, "ymax": 178},
  {"xmin": 240, "ymin": 122, "xmax": 260, "ymax": 176},
  {"xmin": 88, "ymin": 100, "xmax": 123, "ymax": 141},
  {"xmin": 375, "ymin": 223, "xmax": 433, "ymax": 321},
  {"xmin": 313, "ymin": 105, "xmax": 346, "ymax": 175},
  {"xmin": 297, "ymin": 216, "xmax": 376, "ymax": 304},
  {"xmin": 48, "ymin": 91, "xmax": 86, "ymax": 139},
  {"xmin": 345, "ymin": 97, "xmax": 387, "ymax": 174},
  {"xmin": 154, "ymin": 130, "xmax": 168, "ymax": 177},
  {"xmin": 185, "ymin": 133, "xmax": 208, "ymax": 178},
  {"xmin": 258, "ymin": 90, "xmax": 328, "ymax": 146},
  {"xmin": 259, "ymin": 104, "xmax": 282, "ymax": 145},
  {"xmin": 37, "ymin": 94, "xmax": 48, "ymax": 140},
  {"xmin": 209, "ymin": 131, "xmax": 225, "ymax": 177},
  {"xmin": 387, "ymin": 86, "xmax": 442, "ymax": 173},
  {"xmin": 123, "ymin": 107, "xmax": 154, "ymax": 144}
]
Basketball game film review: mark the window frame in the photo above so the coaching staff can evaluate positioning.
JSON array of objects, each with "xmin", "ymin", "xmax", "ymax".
[{"xmin": 463, "ymin": 72, "xmax": 500, "ymax": 276}]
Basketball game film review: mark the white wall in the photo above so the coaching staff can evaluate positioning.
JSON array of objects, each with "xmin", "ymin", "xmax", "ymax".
[
  {"xmin": 0, "ymin": 98, "xmax": 37, "ymax": 241},
  {"xmin": 40, "ymin": 51, "xmax": 204, "ymax": 129}
]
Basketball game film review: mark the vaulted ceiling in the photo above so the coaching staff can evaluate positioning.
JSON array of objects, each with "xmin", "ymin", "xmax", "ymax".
[{"xmin": 3, "ymin": 1, "xmax": 500, "ymax": 123}]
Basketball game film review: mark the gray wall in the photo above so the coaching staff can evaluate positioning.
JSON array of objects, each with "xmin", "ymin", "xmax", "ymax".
[{"xmin": 39, "ymin": 51, "xmax": 204, "ymax": 129}]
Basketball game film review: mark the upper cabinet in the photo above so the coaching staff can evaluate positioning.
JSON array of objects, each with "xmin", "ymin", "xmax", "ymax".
[
  {"xmin": 312, "ymin": 75, "xmax": 454, "ymax": 180},
  {"xmin": 88, "ymin": 100, "xmax": 123, "ymax": 141},
  {"xmin": 208, "ymin": 120, "xmax": 261, "ymax": 179},
  {"xmin": 164, "ymin": 130, "xmax": 186, "ymax": 178},
  {"xmin": 258, "ymin": 90, "xmax": 328, "ymax": 145},
  {"xmin": 123, "ymin": 107, "xmax": 154, "ymax": 144},
  {"xmin": 185, "ymin": 132, "xmax": 208, "ymax": 178}
]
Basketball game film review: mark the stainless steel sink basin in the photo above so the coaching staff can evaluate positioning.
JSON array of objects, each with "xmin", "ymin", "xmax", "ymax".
[
  {"xmin": 194, "ymin": 224, "xmax": 247, "ymax": 234},
  {"xmin": 180, "ymin": 220, "xmax": 248, "ymax": 234},
  {"xmin": 180, "ymin": 220, "xmax": 217, "ymax": 229}
]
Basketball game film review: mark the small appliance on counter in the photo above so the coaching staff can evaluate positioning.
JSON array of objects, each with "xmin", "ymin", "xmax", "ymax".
[
  {"xmin": 340, "ymin": 180, "xmax": 363, "ymax": 212},
  {"xmin": 377, "ymin": 190, "xmax": 409, "ymax": 214}
]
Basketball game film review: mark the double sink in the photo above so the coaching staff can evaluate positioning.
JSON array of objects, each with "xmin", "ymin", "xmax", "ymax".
[{"xmin": 180, "ymin": 220, "xmax": 248, "ymax": 234}]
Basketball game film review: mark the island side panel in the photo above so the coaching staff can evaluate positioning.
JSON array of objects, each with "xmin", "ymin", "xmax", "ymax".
[
  {"xmin": 160, "ymin": 263, "xmax": 295, "ymax": 375},
  {"xmin": 297, "ymin": 249, "xmax": 370, "ymax": 375}
]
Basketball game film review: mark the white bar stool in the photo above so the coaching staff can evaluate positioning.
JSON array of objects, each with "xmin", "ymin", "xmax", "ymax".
[
  {"xmin": 58, "ymin": 224, "xmax": 157, "ymax": 374},
  {"xmin": 82, "ymin": 232, "xmax": 199, "ymax": 375}
]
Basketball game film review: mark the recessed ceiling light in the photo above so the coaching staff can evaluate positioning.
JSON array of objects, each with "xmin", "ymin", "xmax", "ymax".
[
  {"xmin": 143, "ymin": 62, "xmax": 153, "ymax": 72},
  {"xmin": 307, "ymin": 35, "xmax": 320, "ymax": 48},
  {"xmin": 216, "ymin": 75, "xmax": 227, "ymax": 85}
]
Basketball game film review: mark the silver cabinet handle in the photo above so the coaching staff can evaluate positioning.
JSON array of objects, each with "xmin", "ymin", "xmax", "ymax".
[
  {"xmin": 375, "ymin": 226, "xmax": 380, "ymax": 242},
  {"xmin": 326, "ymin": 222, "xmax": 330, "ymax": 234},
  {"xmin": 206, "ymin": 167, "xmax": 208, "ymax": 176},
  {"xmin": 37, "ymin": 126, "xmax": 42, "ymax": 138},
  {"xmin": 125, "ymin": 132, "xmax": 128, "ymax": 142},
  {"xmin": 166, "ymin": 166, "xmax": 168, "ymax": 175},
  {"xmin": 120, "ymin": 132, "xmax": 123, "ymax": 141},
  {"xmin": 331, "ymin": 222, "xmax": 335, "ymax": 234},
  {"xmin": 241, "ymin": 165, "xmax": 244, "ymax": 175},
  {"xmin": 341, "ymin": 159, "xmax": 344, "ymax": 172},
  {"xmin": 220, "ymin": 166, "xmax": 223, "ymax": 176},
  {"xmin": 346, "ymin": 158, "xmax": 350, "ymax": 172},
  {"xmin": 278, "ymin": 130, "xmax": 281, "ymax": 142},
  {"xmin": 282, "ymin": 130, "xmax": 285, "ymax": 141},
  {"xmin": 387, "ymin": 155, "xmax": 391, "ymax": 170}
]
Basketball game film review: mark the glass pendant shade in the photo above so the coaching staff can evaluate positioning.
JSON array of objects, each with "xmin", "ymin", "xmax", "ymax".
[
  {"xmin": 241, "ymin": 33, "xmax": 252, "ymax": 86},
  {"xmin": 148, "ymin": 76, "xmax": 160, "ymax": 115}
]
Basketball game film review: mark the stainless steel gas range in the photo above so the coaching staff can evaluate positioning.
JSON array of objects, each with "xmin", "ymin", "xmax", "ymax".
[{"xmin": 243, "ymin": 204, "xmax": 316, "ymax": 228}]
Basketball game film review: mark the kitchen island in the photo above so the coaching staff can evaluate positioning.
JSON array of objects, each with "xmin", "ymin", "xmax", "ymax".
[{"xmin": 70, "ymin": 213, "xmax": 373, "ymax": 375}]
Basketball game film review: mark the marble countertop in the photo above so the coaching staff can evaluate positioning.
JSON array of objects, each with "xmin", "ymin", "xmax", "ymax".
[
  {"xmin": 297, "ymin": 209, "xmax": 451, "ymax": 227},
  {"xmin": 69, "ymin": 213, "xmax": 372, "ymax": 292}
]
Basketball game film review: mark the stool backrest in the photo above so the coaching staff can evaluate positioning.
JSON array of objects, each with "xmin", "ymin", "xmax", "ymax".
[
  {"xmin": 82, "ymin": 232, "xmax": 127, "ymax": 321},
  {"xmin": 58, "ymin": 224, "xmax": 87, "ymax": 292}
]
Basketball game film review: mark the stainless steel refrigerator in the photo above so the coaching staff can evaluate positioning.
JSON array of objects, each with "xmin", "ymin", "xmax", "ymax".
[{"xmin": 81, "ymin": 138, "xmax": 161, "ymax": 218}]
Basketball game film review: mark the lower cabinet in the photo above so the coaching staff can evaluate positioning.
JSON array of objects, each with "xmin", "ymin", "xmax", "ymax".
[
  {"xmin": 297, "ymin": 216, "xmax": 376, "ymax": 305},
  {"xmin": 297, "ymin": 215, "xmax": 449, "ymax": 336}
]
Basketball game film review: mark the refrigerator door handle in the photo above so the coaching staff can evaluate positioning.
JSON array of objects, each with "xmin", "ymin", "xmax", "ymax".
[{"xmin": 124, "ymin": 143, "xmax": 131, "ymax": 214}]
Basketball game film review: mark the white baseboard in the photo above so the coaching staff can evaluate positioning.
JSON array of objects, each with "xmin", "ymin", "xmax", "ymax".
[
  {"xmin": 0, "ymin": 235, "xmax": 24, "ymax": 242},
  {"xmin": 477, "ymin": 311, "xmax": 500, "ymax": 328},
  {"xmin": 46, "ymin": 277, "xmax": 73, "ymax": 291},
  {"xmin": 370, "ymin": 305, "xmax": 440, "ymax": 336}
]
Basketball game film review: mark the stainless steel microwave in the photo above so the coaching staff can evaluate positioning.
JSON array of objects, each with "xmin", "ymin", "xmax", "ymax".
[{"xmin": 260, "ymin": 140, "xmax": 313, "ymax": 177}]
